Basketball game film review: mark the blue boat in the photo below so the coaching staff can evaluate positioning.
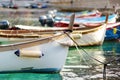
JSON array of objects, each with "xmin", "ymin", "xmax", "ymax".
[
  {"xmin": 39, "ymin": 10, "xmax": 102, "ymax": 27},
  {"xmin": 75, "ymin": 14, "xmax": 117, "ymax": 23},
  {"xmin": 54, "ymin": 14, "xmax": 118, "ymax": 27},
  {"xmin": 105, "ymin": 22, "xmax": 120, "ymax": 40},
  {"xmin": 63, "ymin": 14, "xmax": 117, "ymax": 24}
]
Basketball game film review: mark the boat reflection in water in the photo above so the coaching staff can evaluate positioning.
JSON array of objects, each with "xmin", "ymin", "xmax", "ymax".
[
  {"xmin": 62, "ymin": 40, "xmax": 120, "ymax": 80},
  {"xmin": 102, "ymin": 40, "xmax": 120, "ymax": 55}
]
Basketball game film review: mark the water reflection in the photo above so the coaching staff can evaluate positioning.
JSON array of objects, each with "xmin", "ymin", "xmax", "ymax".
[
  {"xmin": 102, "ymin": 40, "xmax": 120, "ymax": 55},
  {"xmin": 67, "ymin": 40, "xmax": 120, "ymax": 65},
  {"xmin": 0, "ymin": 73, "xmax": 62, "ymax": 80},
  {"xmin": 67, "ymin": 45, "xmax": 105, "ymax": 65}
]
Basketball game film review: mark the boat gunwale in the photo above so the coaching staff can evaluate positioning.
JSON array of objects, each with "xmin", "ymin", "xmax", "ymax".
[
  {"xmin": 0, "ymin": 32, "xmax": 66, "ymax": 52},
  {"xmin": 73, "ymin": 23, "xmax": 106, "ymax": 34}
]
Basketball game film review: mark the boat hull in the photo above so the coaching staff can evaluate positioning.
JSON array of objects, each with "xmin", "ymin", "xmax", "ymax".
[
  {"xmin": 70, "ymin": 24, "xmax": 106, "ymax": 46},
  {"xmin": 105, "ymin": 23, "xmax": 120, "ymax": 40},
  {"xmin": 0, "ymin": 34, "xmax": 69, "ymax": 73},
  {"xmin": 54, "ymin": 14, "xmax": 117, "ymax": 27}
]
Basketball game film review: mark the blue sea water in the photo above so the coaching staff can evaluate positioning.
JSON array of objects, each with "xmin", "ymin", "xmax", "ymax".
[
  {"xmin": 0, "ymin": 73, "xmax": 62, "ymax": 80},
  {"xmin": 0, "ymin": 40, "xmax": 120, "ymax": 80}
]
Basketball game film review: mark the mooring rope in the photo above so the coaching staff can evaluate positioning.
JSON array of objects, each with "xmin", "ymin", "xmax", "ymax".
[
  {"xmin": 64, "ymin": 31, "xmax": 104, "ymax": 64},
  {"xmin": 64, "ymin": 31, "xmax": 120, "ymax": 79},
  {"xmin": 74, "ymin": 43, "xmax": 91, "ymax": 66}
]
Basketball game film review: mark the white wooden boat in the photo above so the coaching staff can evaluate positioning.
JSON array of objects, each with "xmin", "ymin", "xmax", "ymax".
[
  {"xmin": 70, "ymin": 24, "xmax": 107, "ymax": 46},
  {"xmin": 0, "ymin": 13, "xmax": 106, "ymax": 48},
  {"xmin": 0, "ymin": 13, "xmax": 76, "ymax": 73},
  {"xmin": 15, "ymin": 23, "xmax": 106, "ymax": 46},
  {"xmin": 15, "ymin": 12, "xmax": 107, "ymax": 47},
  {"xmin": 0, "ymin": 31, "xmax": 72, "ymax": 73}
]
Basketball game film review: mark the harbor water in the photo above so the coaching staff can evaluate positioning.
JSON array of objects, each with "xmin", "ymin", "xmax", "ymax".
[{"xmin": 0, "ymin": 40, "xmax": 120, "ymax": 80}]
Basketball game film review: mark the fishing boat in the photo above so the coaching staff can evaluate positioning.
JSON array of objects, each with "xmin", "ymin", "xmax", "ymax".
[
  {"xmin": 0, "ymin": 31, "xmax": 73, "ymax": 73},
  {"xmin": 54, "ymin": 13, "xmax": 117, "ymax": 27},
  {"xmin": 39, "ymin": 10, "xmax": 102, "ymax": 27},
  {"xmin": 14, "ymin": 13, "xmax": 108, "ymax": 47},
  {"xmin": 14, "ymin": 22, "xmax": 106, "ymax": 46},
  {"xmin": 47, "ymin": 9, "xmax": 102, "ymax": 18},
  {"xmin": 70, "ymin": 24, "xmax": 107, "ymax": 46},
  {"xmin": 12, "ymin": 13, "xmax": 108, "ymax": 47},
  {"xmin": 0, "ymin": 13, "xmax": 106, "ymax": 47},
  {"xmin": 73, "ymin": 10, "xmax": 101, "ymax": 18},
  {"xmin": 105, "ymin": 22, "xmax": 120, "ymax": 40}
]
